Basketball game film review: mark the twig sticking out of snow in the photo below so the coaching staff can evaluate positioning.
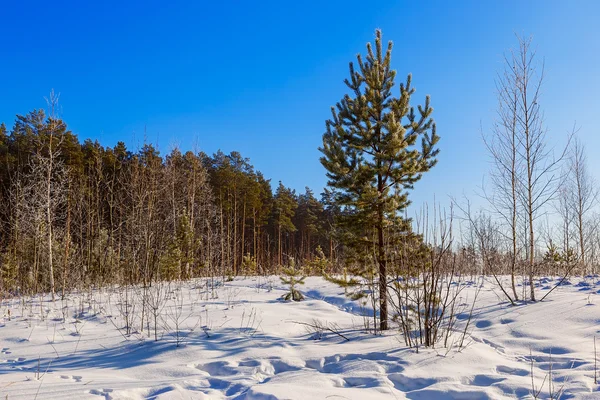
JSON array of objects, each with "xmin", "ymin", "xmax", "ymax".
[{"xmin": 289, "ymin": 319, "xmax": 349, "ymax": 341}]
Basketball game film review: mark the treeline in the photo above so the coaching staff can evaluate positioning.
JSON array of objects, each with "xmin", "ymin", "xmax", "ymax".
[{"xmin": 0, "ymin": 105, "xmax": 339, "ymax": 296}]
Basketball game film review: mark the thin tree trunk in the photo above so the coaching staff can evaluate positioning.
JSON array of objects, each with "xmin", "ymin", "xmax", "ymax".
[
  {"xmin": 47, "ymin": 144, "xmax": 55, "ymax": 301},
  {"xmin": 377, "ymin": 195, "xmax": 388, "ymax": 331},
  {"xmin": 62, "ymin": 181, "xmax": 71, "ymax": 298}
]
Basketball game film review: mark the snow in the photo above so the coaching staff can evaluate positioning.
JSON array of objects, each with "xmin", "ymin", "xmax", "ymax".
[{"xmin": 0, "ymin": 276, "xmax": 599, "ymax": 399}]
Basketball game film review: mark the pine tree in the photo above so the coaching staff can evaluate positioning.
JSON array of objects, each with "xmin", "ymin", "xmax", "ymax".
[
  {"xmin": 307, "ymin": 245, "xmax": 329, "ymax": 275},
  {"xmin": 176, "ymin": 212, "xmax": 195, "ymax": 278},
  {"xmin": 295, "ymin": 187, "xmax": 323, "ymax": 261},
  {"xmin": 319, "ymin": 30, "xmax": 440, "ymax": 330},
  {"xmin": 246, "ymin": 172, "xmax": 272, "ymax": 269},
  {"xmin": 272, "ymin": 182, "xmax": 297, "ymax": 268},
  {"xmin": 279, "ymin": 258, "xmax": 305, "ymax": 301},
  {"xmin": 241, "ymin": 253, "xmax": 258, "ymax": 276}
]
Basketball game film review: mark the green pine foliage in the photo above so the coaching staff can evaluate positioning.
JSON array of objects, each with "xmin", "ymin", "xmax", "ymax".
[
  {"xmin": 158, "ymin": 242, "xmax": 182, "ymax": 281},
  {"xmin": 543, "ymin": 241, "xmax": 577, "ymax": 271},
  {"xmin": 241, "ymin": 253, "xmax": 258, "ymax": 276},
  {"xmin": 323, "ymin": 266, "xmax": 362, "ymax": 299},
  {"xmin": 273, "ymin": 182, "xmax": 298, "ymax": 267},
  {"xmin": 319, "ymin": 29, "xmax": 440, "ymax": 330},
  {"xmin": 0, "ymin": 250, "xmax": 18, "ymax": 294},
  {"xmin": 176, "ymin": 212, "xmax": 196, "ymax": 277},
  {"xmin": 544, "ymin": 242, "xmax": 562, "ymax": 264},
  {"xmin": 295, "ymin": 188, "xmax": 324, "ymax": 260},
  {"xmin": 280, "ymin": 259, "xmax": 306, "ymax": 302},
  {"xmin": 273, "ymin": 182, "xmax": 297, "ymax": 234},
  {"xmin": 306, "ymin": 245, "xmax": 329, "ymax": 275}
]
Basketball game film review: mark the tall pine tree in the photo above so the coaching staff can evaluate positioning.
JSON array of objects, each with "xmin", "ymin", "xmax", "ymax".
[
  {"xmin": 272, "ymin": 182, "xmax": 297, "ymax": 267},
  {"xmin": 319, "ymin": 30, "xmax": 440, "ymax": 330}
]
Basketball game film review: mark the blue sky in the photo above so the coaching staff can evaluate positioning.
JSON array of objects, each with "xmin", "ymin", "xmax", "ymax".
[{"xmin": 1, "ymin": 0, "xmax": 599, "ymax": 212}]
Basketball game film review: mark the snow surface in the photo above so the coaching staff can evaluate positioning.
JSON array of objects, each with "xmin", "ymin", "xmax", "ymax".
[{"xmin": 0, "ymin": 276, "xmax": 599, "ymax": 399}]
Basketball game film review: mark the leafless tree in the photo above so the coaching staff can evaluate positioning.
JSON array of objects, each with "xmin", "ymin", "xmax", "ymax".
[
  {"xmin": 42, "ymin": 91, "xmax": 67, "ymax": 301},
  {"xmin": 389, "ymin": 204, "xmax": 472, "ymax": 349},
  {"xmin": 567, "ymin": 136, "xmax": 597, "ymax": 272},
  {"xmin": 509, "ymin": 36, "xmax": 569, "ymax": 300},
  {"xmin": 554, "ymin": 179, "xmax": 574, "ymax": 263},
  {"xmin": 589, "ymin": 212, "xmax": 600, "ymax": 272},
  {"xmin": 483, "ymin": 43, "xmax": 524, "ymax": 301},
  {"xmin": 456, "ymin": 198, "xmax": 517, "ymax": 305},
  {"xmin": 9, "ymin": 94, "xmax": 68, "ymax": 299}
]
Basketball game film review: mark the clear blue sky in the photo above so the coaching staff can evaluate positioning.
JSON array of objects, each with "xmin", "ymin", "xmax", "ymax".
[{"xmin": 1, "ymin": 1, "xmax": 599, "ymax": 212}]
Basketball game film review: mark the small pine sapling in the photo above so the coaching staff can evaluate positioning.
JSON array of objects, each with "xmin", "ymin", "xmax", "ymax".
[
  {"xmin": 323, "ymin": 267, "xmax": 361, "ymax": 298},
  {"xmin": 323, "ymin": 261, "xmax": 380, "ymax": 333},
  {"xmin": 280, "ymin": 260, "xmax": 306, "ymax": 301},
  {"xmin": 306, "ymin": 245, "xmax": 330, "ymax": 276},
  {"xmin": 241, "ymin": 253, "xmax": 258, "ymax": 276}
]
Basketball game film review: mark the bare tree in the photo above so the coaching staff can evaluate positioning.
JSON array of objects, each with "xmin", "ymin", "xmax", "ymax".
[
  {"xmin": 43, "ymin": 90, "xmax": 64, "ymax": 301},
  {"xmin": 568, "ymin": 136, "xmax": 597, "ymax": 272},
  {"xmin": 10, "ymin": 172, "xmax": 44, "ymax": 293},
  {"xmin": 554, "ymin": 181, "xmax": 574, "ymax": 262},
  {"xmin": 589, "ymin": 213, "xmax": 600, "ymax": 272},
  {"xmin": 511, "ymin": 36, "xmax": 569, "ymax": 300},
  {"xmin": 8, "ymin": 93, "xmax": 68, "ymax": 299},
  {"xmin": 455, "ymin": 198, "xmax": 516, "ymax": 305},
  {"xmin": 483, "ymin": 45, "xmax": 523, "ymax": 301}
]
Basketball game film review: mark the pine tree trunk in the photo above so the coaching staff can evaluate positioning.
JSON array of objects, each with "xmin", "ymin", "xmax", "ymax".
[
  {"xmin": 329, "ymin": 237, "xmax": 333, "ymax": 263},
  {"xmin": 377, "ymin": 200, "xmax": 388, "ymax": 331},
  {"xmin": 233, "ymin": 190, "xmax": 237, "ymax": 275},
  {"xmin": 220, "ymin": 191, "xmax": 224, "ymax": 276},
  {"xmin": 241, "ymin": 200, "xmax": 246, "ymax": 272},
  {"xmin": 253, "ymin": 209, "xmax": 257, "ymax": 259}
]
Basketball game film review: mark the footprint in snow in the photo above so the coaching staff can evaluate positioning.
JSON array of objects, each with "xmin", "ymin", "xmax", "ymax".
[
  {"xmin": 88, "ymin": 388, "xmax": 113, "ymax": 399},
  {"xmin": 192, "ymin": 360, "xmax": 239, "ymax": 377},
  {"xmin": 306, "ymin": 352, "xmax": 405, "ymax": 375},
  {"xmin": 60, "ymin": 375, "xmax": 83, "ymax": 382},
  {"xmin": 342, "ymin": 376, "xmax": 383, "ymax": 388},
  {"xmin": 6, "ymin": 357, "xmax": 26, "ymax": 363},
  {"xmin": 388, "ymin": 373, "xmax": 436, "ymax": 392},
  {"xmin": 475, "ymin": 320, "xmax": 492, "ymax": 329},
  {"xmin": 496, "ymin": 365, "xmax": 529, "ymax": 376},
  {"xmin": 238, "ymin": 359, "xmax": 261, "ymax": 367},
  {"xmin": 192, "ymin": 357, "xmax": 304, "ymax": 380},
  {"xmin": 477, "ymin": 338, "xmax": 505, "ymax": 353},
  {"xmin": 464, "ymin": 374, "xmax": 506, "ymax": 386}
]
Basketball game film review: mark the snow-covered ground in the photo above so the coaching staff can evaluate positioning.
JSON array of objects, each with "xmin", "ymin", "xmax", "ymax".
[{"xmin": 0, "ymin": 276, "xmax": 599, "ymax": 399}]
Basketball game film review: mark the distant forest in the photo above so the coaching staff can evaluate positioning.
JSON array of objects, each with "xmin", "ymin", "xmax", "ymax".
[{"xmin": 0, "ymin": 102, "xmax": 338, "ymax": 296}]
